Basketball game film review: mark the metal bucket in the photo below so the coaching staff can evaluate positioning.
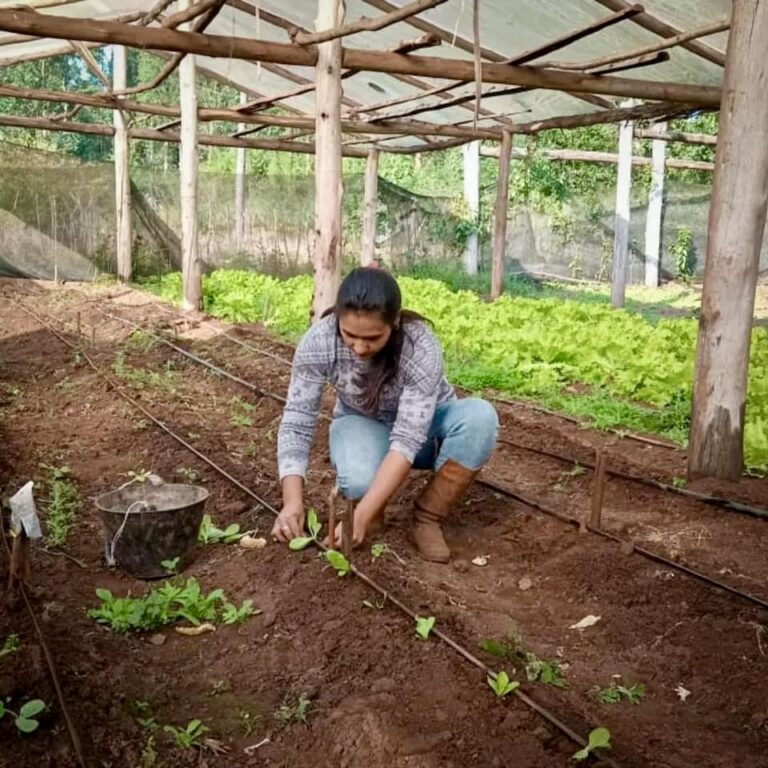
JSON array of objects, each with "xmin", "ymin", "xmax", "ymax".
[{"xmin": 95, "ymin": 483, "xmax": 209, "ymax": 579}]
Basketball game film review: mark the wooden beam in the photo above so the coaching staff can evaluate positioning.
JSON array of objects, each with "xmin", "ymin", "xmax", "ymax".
[
  {"xmin": 506, "ymin": 4, "xmax": 643, "ymax": 66},
  {"xmin": 361, "ymin": 148, "xmax": 379, "ymax": 266},
  {"xmin": 635, "ymin": 128, "xmax": 717, "ymax": 145},
  {"xmin": 591, "ymin": 0, "xmax": 726, "ymax": 67},
  {"xmin": 480, "ymin": 144, "xmax": 714, "ymax": 171},
  {"xmin": 290, "ymin": 0, "xmax": 446, "ymax": 45},
  {"xmin": 112, "ymin": 44, "xmax": 131, "ymax": 283},
  {"xmin": 390, "ymin": 32, "xmax": 440, "ymax": 54},
  {"xmin": 687, "ymin": 0, "xmax": 768, "ymax": 481},
  {"xmin": 312, "ymin": 0, "xmax": 345, "ymax": 323},
  {"xmin": 0, "ymin": 0, "xmax": 83, "ymax": 9},
  {"xmin": 643, "ymin": 121, "xmax": 665, "ymax": 288},
  {"xmin": 0, "ymin": 83, "xmax": 508, "ymax": 141},
  {"xmin": 611, "ymin": 116, "xmax": 634, "ymax": 309},
  {"xmin": 491, "ymin": 130, "xmax": 512, "ymax": 300},
  {"xmin": 472, "ymin": 0, "xmax": 481, "ymax": 126},
  {"xmin": 179, "ymin": 0, "xmax": 201, "ymax": 312},
  {"xmin": 162, "ymin": 0, "xmax": 223, "ymax": 30},
  {"xmin": 0, "ymin": 111, "xmax": 368, "ymax": 156},
  {"xmin": 0, "ymin": 11, "xmax": 723, "ymax": 105},
  {"xmin": 540, "ymin": 18, "xmax": 730, "ymax": 71}
]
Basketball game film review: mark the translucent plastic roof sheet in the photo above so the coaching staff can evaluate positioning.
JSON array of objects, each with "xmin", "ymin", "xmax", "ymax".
[{"xmin": 0, "ymin": 0, "xmax": 730, "ymax": 151}]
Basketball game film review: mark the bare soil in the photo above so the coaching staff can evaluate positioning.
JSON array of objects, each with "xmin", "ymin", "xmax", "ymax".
[{"xmin": 1, "ymin": 278, "xmax": 767, "ymax": 768}]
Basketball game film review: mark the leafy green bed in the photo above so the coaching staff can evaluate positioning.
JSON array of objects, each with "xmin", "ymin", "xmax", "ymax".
[{"xmin": 141, "ymin": 270, "xmax": 768, "ymax": 471}]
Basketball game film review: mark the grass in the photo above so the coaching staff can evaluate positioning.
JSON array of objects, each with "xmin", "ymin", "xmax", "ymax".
[{"xmin": 41, "ymin": 464, "xmax": 82, "ymax": 547}]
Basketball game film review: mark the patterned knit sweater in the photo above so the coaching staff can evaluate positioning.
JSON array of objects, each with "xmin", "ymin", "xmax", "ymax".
[{"xmin": 277, "ymin": 315, "xmax": 455, "ymax": 479}]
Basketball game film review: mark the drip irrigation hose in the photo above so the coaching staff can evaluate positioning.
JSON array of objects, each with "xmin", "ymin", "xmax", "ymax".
[
  {"xmin": 84, "ymin": 304, "xmax": 768, "ymax": 613},
  {"xmin": 0, "ymin": 516, "xmax": 87, "ymax": 768},
  {"xmin": 478, "ymin": 476, "xmax": 768, "ymax": 613},
  {"xmin": 16, "ymin": 300, "xmax": 622, "ymax": 767},
  {"xmin": 497, "ymin": 436, "xmax": 768, "ymax": 522}
]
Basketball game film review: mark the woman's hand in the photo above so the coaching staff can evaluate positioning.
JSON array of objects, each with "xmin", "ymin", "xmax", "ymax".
[
  {"xmin": 271, "ymin": 502, "xmax": 305, "ymax": 543},
  {"xmin": 323, "ymin": 505, "xmax": 378, "ymax": 549}
]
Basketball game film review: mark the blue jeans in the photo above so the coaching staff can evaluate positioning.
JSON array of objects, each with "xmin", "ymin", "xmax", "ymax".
[{"xmin": 329, "ymin": 398, "xmax": 499, "ymax": 500}]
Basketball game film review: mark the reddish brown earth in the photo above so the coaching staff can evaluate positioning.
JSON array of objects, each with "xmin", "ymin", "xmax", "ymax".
[{"xmin": 1, "ymin": 278, "xmax": 767, "ymax": 768}]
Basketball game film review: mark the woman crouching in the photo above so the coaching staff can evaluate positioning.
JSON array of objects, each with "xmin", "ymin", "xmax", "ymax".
[{"xmin": 272, "ymin": 267, "xmax": 498, "ymax": 563}]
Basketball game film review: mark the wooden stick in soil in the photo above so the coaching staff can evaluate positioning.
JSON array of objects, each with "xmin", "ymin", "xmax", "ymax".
[
  {"xmin": 7, "ymin": 528, "xmax": 29, "ymax": 600},
  {"xmin": 342, "ymin": 499, "xmax": 355, "ymax": 556},
  {"xmin": 328, "ymin": 485, "xmax": 339, "ymax": 550},
  {"xmin": 590, "ymin": 449, "xmax": 608, "ymax": 529}
]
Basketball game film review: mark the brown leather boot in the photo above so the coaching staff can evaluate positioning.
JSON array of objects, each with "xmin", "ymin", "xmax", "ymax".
[{"xmin": 412, "ymin": 459, "xmax": 479, "ymax": 563}]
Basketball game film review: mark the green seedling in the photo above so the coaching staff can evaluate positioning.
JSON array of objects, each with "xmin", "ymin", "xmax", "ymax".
[
  {"xmin": 672, "ymin": 476, "xmax": 687, "ymax": 489},
  {"xmin": 523, "ymin": 654, "xmax": 568, "ymax": 688},
  {"xmin": 238, "ymin": 708, "xmax": 259, "ymax": 737},
  {"xmin": 596, "ymin": 679, "xmax": 646, "ymax": 705},
  {"xmin": 163, "ymin": 719, "xmax": 209, "ymax": 749},
  {"xmin": 415, "ymin": 616, "xmax": 435, "ymax": 640},
  {"xmin": 126, "ymin": 468, "xmax": 152, "ymax": 483},
  {"xmin": 40, "ymin": 463, "xmax": 81, "ymax": 548},
  {"xmin": 288, "ymin": 508, "xmax": 322, "ymax": 551},
  {"xmin": 567, "ymin": 464, "xmax": 587, "ymax": 477},
  {"xmin": 230, "ymin": 396, "xmax": 255, "ymax": 412},
  {"xmin": 175, "ymin": 467, "xmax": 202, "ymax": 483},
  {"xmin": 325, "ymin": 549, "xmax": 351, "ymax": 577},
  {"xmin": 88, "ymin": 578, "xmax": 253, "ymax": 633},
  {"xmin": 198, "ymin": 514, "xmax": 245, "ymax": 544},
  {"xmin": 572, "ymin": 727, "xmax": 611, "ymax": 761},
  {"xmin": 128, "ymin": 328, "xmax": 158, "ymax": 352},
  {"xmin": 0, "ymin": 699, "xmax": 46, "ymax": 733},
  {"xmin": 160, "ymin": 557, "xmax": 180, "ymax": 575},
  {"xmin": 113, "ymin": 352, "xmax": 176, "ymax": 391},
  {"xmin": 222, "ymin": 599, "xmax": 257, "ymax": 625},
  {"xmin": 487, "ymin": 670, "xmax": 520, "ymax": 698},
  {"xmin": 7, "ymin": 385, "xmax": 23, "ymax": 397},
  {"xmin": 275, "ymin": 694, "xmax": 311, "ymax": 727},
  {"xmin": 133, "ymin": 418, "xmax": 151, "ymax": 432},
  {"xmin": 141, "ymin": 736, "xmax": 157, "ymax": 768},
  {"xmin": 244, "ymin": 442, "xmax": 259, "ymax": 457},
  {"xmin": 371, "ymin": 543, "xmax": 387, "ymax": 558},
  {"xmin": 0, "ymin": 634, "xmax": 20, "ymax": 658},
  {"xmin": 479, "ymin": 638, "xmax": 516, "ymax": 659},
  {"xmin": 230, "ymin": 412, "xmax": 254, "ymax": 428}
]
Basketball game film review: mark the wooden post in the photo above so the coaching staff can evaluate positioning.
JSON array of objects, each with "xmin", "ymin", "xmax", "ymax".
[
  {"xmin": 687, "ymin": 0, "xmax": 768, "ymax": 481},
  {"xmin": 589, "ymin": 449, "xmax": 608, "ymax": 529},
  {"xmin": 112, "ymin": 45, "xmax": 132, "ymax": 283},
  {"xmin": 179, "ymin": 0, "xmax": 202, "ymax": 312},
  {"xmin": 611, "ymin": 116, "xmax": 633, "ymax": 308},
  {"xmin": 342, "ymin": 498, "xmax": 355, "ymax": 556},
  {"xmin": 490, "ymin": 130, "xmax": 512, "ymax": 300},
  {"xmin": 361, "ymin": 148, "xmax": 379, "ymax": 266},
  {"xmin": 644, "ymin": 121, "xmax": 666, "ymax": 287},
  {"xmin": 462, "ymin": 140, "xmax": 480, "ymax": 276},
  {"xmin": 311, "ymin": 0, "xmax": 345, "ymax": 323},
  {"xmin": 234, "ymin": 91, "xmax": 247, "ymax": 247}
]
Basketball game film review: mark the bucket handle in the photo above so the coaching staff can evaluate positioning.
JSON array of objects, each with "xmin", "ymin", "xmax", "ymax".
[{"xmin": 104, "ymin": 473, "xmax": 165, "ymax": 567}]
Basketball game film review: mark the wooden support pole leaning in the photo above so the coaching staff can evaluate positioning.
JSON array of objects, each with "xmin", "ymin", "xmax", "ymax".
[
  {"xmin": 588, "ymin": 450, "xmax": 608, "ymax": 530},
  {"xmin": 462, "ymin": 140, "xmax": 480, "ymax": 276},
  {"xmin": 179, "ymin": 0, "xmax": 202, "ymax": 312},
  {"xmin": 687, "ymin": 0, "xmax": 768, "ymax": 481},
  {"xmin": 611, "ymin": 116, "xmax": 634, "ymax": 308},
  {"xmin": 361, "ymin": 148, "xmax": 379, "ymax": 266},
  {"xmin": 644, "ymin": 122, "xmax": 666, "ymax": 288},
  {"xmin": 311, "ymin": 0, "xmax": 345, "ymax": 323},
  {"xmin": 234, "ymin": 91, "xmax": 247, "ymax": 246},
  {"xmin": 490, "ymin": 130, "xmax": 512, "ymax": 300},
  {"xmin": 112, "ymin": 45, "xmax": 132, "ymax": 283}
]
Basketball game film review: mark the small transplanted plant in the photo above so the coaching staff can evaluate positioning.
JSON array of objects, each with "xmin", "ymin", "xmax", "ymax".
[
  {"xmin": 572, "ymin": 727, "xmax": 611, "ymax": 761},
  {"xmin": 198, "ymin": 514, "xmax": 246, "ymax": 545},
  {"xmin": 415, "ymin": 616, "xmax": 435, "ymax": 640},
  {"xmin": 0, "ymin": 698, "xmax": 46, "ymax": 733},
  {"xmin": 274, "ymin": 694, "xmax": 311, "ymax": 727},
  {"xmin": 325, "ymin": 550, "xmax": 351, "ymax": 577},
  {"xmin": 288, "ymin": 509, "xmax": 322, "ymax": 551},
  {"xmin": 41, "ymin": 463, "xmax": 82, "ymax": 548},
  {"xmin": 163, "ymin": 719, "xmax": 210, "ymax": 749},
  {"xmin": 487, "ymin": 670, "xmax": 520, "ymax": 698},
  {"xmin": 230, "ymin": 396, "xmax": 255, "ymax": 428},
  {"xmin": 0, "ymin": 634, "xmax": 20, "ymax": 658},
  {"xmin": 175, "ymin": 467, "xmax": 202, "ymax": 484},
  {"xmin": 160, "ymin": 557, "xmax": 180, "ymax": 575},
  {"xmin": 479, "ymin": 635, "xmax": 568, "ymax": 688},
  {"xmin": 595, "ymin": 677, "xmax": 646, "ymax": 705}
]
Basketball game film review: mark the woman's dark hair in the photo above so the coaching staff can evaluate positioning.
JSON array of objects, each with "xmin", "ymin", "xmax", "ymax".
[{"xmin": 324, "ymin": 267, "xmax": 428, "ymax": 411}]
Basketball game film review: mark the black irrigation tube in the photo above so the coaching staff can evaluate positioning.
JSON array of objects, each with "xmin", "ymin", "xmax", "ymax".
[
  {"xmin": 90, "ymin": 304, "xmax": 768, "ymax": 614},
  {"xmin": 14, "ymin": 300, "xmax": 623, "ymax": 767},
  {"xmin": 0, "ymin": 516, "xmax": 87, "ymax": 768},
  {"xmin": 496, "ymin": 436, "xmax": 768, "ymax": 522},
  {"xmin": 479, "ymin": 476, "xmax": 768, "ymax": 613}
]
